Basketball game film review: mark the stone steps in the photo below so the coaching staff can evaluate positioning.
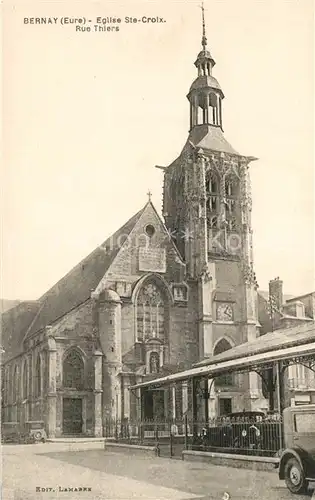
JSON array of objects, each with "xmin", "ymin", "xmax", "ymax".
[{"xmin": 47, "ymin": 437, "xmax": 108, "ymax": 443}]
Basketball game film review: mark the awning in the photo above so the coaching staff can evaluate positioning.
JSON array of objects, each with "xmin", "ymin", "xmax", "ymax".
[{"xmin": 129, "ymin": 340, "xmax": 315, "ymax": 391}]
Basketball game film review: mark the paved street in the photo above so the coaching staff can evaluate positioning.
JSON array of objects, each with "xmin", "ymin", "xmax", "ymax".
[{"xmin": 2, "ymin": 443, "xmax": 314, "ymax": 500}]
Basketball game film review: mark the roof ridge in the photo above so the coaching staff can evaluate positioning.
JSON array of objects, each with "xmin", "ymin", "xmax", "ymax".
[
  {"xmin": 36, "ymin": 205, "xmax": 146, "ymax": 304},
  {"xmin": 23, "ymin": 203, "xmax": 148, "ymax": 339}
]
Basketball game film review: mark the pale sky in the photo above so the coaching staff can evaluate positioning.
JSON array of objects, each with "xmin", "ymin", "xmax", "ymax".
[{"xmin": 2, "ymin": 0, "xmax": 314, "ymax": 300}]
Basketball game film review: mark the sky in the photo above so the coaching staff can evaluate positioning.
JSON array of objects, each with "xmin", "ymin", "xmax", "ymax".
[{"xmin": 2, "ymin": 0, "xmax": 314, "ymax": 300}]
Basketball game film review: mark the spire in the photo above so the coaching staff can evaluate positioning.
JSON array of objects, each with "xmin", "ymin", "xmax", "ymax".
[
  {"xmin": 201, "ymin": 2, "xmax": 207, "ymax": 51},
  {"xmin": 187, "ymin": 3, "xmax": 224, "ymax": 132},
  {"xmin": 194, "ymin": 2, "xmax": 215, "ymax": 73}
]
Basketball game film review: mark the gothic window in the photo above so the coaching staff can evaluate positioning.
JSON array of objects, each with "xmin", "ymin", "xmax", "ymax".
[
  {"xmin": 35, "ymin": 355, "xmax": 41, "ymax": 397},
  {"xmin": 63, "ymin": 350, "xmax": 84, "ymax": 390},
  {"xmin": 225, "ymin": 198, "xmax": 236, "ymax": 215},
  {"xmin": 213, "ymin": 339, "xmax": 233, "ymax": 386},
  {"xmin": 136, "ymin": 283, "xmax": 166, "ymax": 341},
  {"xmin": 149, "ymin": 352, "xmax": 160, "ymax": 374},
  {"xmin": 207, "ymin": 196, "xmax": 218, "ymax": 212},
  {"xmin": 12, "ymin": 365, "xmax": 18, "ymax": 403},
  {"xmin": 4, "ymin": 367, "xmax": 9, "ymax": 405},
  {"xmin": 225, "ymin": 176, "xmax": 238, "ymax": 197},
  {"xmin": 22, "ymin": 360, "xmax": 28, "ymax": 401},
  {"xmin": 207, "ymin": 172, "xmax": 219, "ymax": 195}
]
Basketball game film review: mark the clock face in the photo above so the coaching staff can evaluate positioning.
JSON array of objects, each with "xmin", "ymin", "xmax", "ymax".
[{"xmin": 217, "ymin": 303, "xmax": 233, "ymax": 321}]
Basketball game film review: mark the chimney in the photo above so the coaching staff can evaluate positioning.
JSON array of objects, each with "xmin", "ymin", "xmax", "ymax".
[{"xmin": 269, "ymin": 277, "xmax": 283, "ymax": 310}]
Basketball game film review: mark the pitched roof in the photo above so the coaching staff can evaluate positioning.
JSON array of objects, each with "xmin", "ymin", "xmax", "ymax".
[
  {"xmin": 187, "ymin": 124, "xmax": 239, "ymax": 155},
  {"xmin": 0, "ymin": 299, "xmax": 22, "ymax": 313},
  {"xmin": 24, "ymin": 205, "xmax": 147, "ymax": 339},
  {"xmin": 1, "ymin": 301, "xmax": 40, "ymax": 362},
  {"xmin": 196, "ymin": 321, "xmax": 315, "ymax": 367}
]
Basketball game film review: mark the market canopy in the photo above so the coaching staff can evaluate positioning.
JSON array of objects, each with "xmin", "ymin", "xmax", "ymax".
[{"xmin": 129, "ymin": 322, "xmax": 315, "ymax": 391}]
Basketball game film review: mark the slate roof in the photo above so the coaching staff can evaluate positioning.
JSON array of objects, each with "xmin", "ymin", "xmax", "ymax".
[
  {"xmin": 186, "ymin": 124, "xmax": 239, "ymax": 155},
  {"xmin": 1, "ymin": 301, "xmax": 40, "ymax": 362},
  {"xmin": 189, "ymin": 75, "xmax": 223, "ymax": 94},
  {"xmin": 23, "ymin": 205, "xmax": 147, "ymax": 340},
  {"xmin": 195, "ymin": 321, "xmax": 315, "ymax": 367},
  {"xmin": 0, "ymin": 299, "xmax": 21, "ymax": 313}
]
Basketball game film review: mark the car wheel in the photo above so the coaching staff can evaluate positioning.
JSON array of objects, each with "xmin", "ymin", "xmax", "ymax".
[{"xmin": 284, "ymin": 457, "xmax": 307, "ymax": 494}]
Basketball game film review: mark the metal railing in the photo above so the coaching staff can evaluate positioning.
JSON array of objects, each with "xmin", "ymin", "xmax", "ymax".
[
  {"xmin": 190, "ymin": 416, "xmax": 282, "ymax": 457},
  {"xmin": 103, "ymin": 414, "xmax": 283, "ymax": 458}
]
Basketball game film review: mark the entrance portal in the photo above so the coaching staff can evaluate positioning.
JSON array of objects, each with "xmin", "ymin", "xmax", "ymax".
[
  {"xmin": 143, "ymin": 389, "xmax": 165, "ymax": 420},
  {"xmin": 63, "ymin": 398, "xmax": 83, "ymax": 434}
]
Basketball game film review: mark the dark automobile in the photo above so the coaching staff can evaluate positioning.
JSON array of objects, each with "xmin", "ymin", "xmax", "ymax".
[
  {"xmin": 1, "ymin": 420, "xmax": 47, "ymax": 444},
  {"xmin": 198, "ymin": 411, "xmax": 281, "ymax": 456},
  {"xmin": 278, "ymin": 405, "xmax": 315, "ymax": 494},
  {"xmin": 19, "ymin": 421, "xmax": 47, "ymax": 443}
]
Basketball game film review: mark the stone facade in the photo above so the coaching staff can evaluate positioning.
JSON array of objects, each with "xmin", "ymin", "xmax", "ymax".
[{"xmin": 1, "ymin": 17, "xmax": 274, "ymax": 437}]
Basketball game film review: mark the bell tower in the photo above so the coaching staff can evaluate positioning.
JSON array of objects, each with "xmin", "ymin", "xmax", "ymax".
[
  {"xmin": 161, "ymin": 4, "xmax": 266, "ymax": 412},
  {"xmin": 188, "ymin": 5, "xmax": 223, "ymax": 131}
]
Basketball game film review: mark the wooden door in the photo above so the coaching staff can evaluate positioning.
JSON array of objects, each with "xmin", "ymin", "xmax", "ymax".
[{"xmin": 63, "ymin": 398, "xmax": 82, "ymax": 434}]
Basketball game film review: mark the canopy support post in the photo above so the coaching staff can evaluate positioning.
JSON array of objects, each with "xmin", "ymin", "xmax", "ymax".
[
  {"xmin": 192, "ymin": 377, "xmax": 199, "ymax": 442},
  {"xmin": 204, "ymin": 378, "xmax": 209, "ymax": 423},
  {"xmin": 276, "ymin": 361, "xmax": 283, "ymax": 450}
]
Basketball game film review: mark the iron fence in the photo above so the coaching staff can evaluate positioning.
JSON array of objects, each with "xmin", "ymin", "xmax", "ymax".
[
  {"xmin": 189, "ymin": 415, "xmax": 283, "ymax": 457},
  {"xmin": 103, "ymin": 414, "xmax": 283, "ymax": 458}
]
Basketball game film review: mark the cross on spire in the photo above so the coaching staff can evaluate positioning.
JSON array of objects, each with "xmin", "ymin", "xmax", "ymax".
[
  {"xmin": 200, "ymin": 2, "xmax": 207, "ymax": 50},
  {"xmin": 147, "ymin": 190, "xmax": 152, "ymax": 202}
]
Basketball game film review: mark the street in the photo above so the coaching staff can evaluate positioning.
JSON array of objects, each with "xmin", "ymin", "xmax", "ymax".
[{"xmin": 2, "ymin": 443, "xmax": 314, "ymax": 500}]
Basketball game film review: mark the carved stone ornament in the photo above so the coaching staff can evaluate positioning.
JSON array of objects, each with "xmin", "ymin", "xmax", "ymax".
[
  {"xmin": 138, "ymin": 283, "xmax": 163, "ymax": 306},
  {"xmin": 242, "ymin": 262, "xmax": 259, "ymax": 288},
  {"xmin": 199, "ymin": 262, "xmax": 212, "ymax": 282},
  {"xmin": 196, "ymin": 149, "xmax": 209, "ymax": 167}
]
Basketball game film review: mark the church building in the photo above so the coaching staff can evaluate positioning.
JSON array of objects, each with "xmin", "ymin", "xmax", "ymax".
[{"xmin": 1, "ymin": 13, "xmax": 270, "ymax": 437}]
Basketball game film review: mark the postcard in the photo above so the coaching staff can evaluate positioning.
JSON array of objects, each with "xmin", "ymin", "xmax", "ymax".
[{"xmin": 1, "ymin": 1, "xmax": 314, "ymax": 499}]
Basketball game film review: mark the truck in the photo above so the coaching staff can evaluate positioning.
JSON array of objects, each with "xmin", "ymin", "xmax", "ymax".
[{"xmin": 278, "ymin": 404, "xmax": 315, "ymax": 494}]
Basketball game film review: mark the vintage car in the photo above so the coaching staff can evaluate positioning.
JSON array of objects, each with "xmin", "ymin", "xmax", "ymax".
[
  {"xmin": 278, "ymin": 404, "xmax": 315, "ymax": 494},
  {"xmin": 198, "ymin": 411, "xmax": 281, "ymax": 456},
  {"xmin": 1, "ymin": 422, "xmax": 19, "ymax": 443},
  {"xmin": 19, "ymin": 421, "xmax": 47, "ymax": 444}
]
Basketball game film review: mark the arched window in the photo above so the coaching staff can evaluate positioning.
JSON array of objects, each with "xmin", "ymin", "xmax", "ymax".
[
  {"xmin": 213, "ymin": 339, "xmax": 233, "ymax": 386},
  {"xmin": 225, "ymin": 175, "xmax": 238, "ymax": 198},
  {"xmin": 63, "ymin": 350, "xmax": 84, "ymax": 390},
  {"xmin": 22, "ymin": 360, "xmax": 28, "ymax": 401},
  {"xmin": 225, "ymin": 198, "xmax": 236, "ymax": 215},
  {"xmin": 12, "ymin": 365, "xmax": 19, "ymax": 403},
  {"xmin": 136, "ymin": 283, "xmax": 166, "ymax": 342},
  {"xmin": 35, "ymin": 355, "xmax": 41, "ymax": 397},
  {"xmin": 4, "ymin": 367, "xmax": 9, "ymax": 405},
  {"xmin": 149, "ymin": 352, "xmax": 160, "ymax": 374},
  {"xmin": 207, "ymin": 171, "xmax": 219, "ymax": 195}
]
